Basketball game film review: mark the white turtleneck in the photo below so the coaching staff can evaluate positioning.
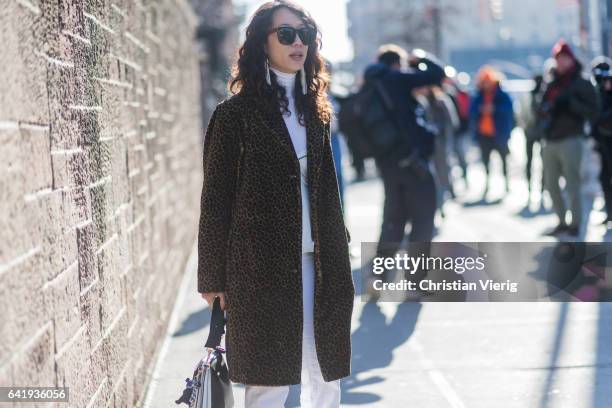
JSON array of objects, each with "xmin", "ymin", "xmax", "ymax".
[{"xmin": 271, "ymin": 67, "xmax": 314, "ymax": 254}]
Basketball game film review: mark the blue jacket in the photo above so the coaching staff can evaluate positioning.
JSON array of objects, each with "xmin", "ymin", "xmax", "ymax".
[
  {"xmin": 363, "ymin": 60, "xmax": 445, "ymax": 162},
  {"xmin": 470, "ymin": 85, "xmax": 515, "ymax": 146}
]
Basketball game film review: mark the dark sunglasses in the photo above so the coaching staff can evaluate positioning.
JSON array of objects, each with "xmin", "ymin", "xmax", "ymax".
[{"xmin": 268, "ymin": 25, "xmax": 316, "ymax": 46}]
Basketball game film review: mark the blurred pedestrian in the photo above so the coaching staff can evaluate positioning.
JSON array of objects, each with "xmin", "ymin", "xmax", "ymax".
[
  {"xmin": 326, "ymin": 61, "xmax": 346, "ymax": 207},
  {"xmin": 349, "ymin": 134, "xmax": 367, "ymax": 181},
  {"xmin": 197, "ymin": 2, "xmax": 353, "ymax": 407},
  {"xmin": 522, "ymin": 74, "xmax": 545, "ymax": 203},
  {"xmin": 336, "ymin": 80, "xmax": 367, "ymax": 181},
  {"xmin": 539, "ymin": 39, "xmax": 599, "ymax": 237},
  {"xmin": 470, "ymin": 66, "xmax": 515, "ymax": 197},
  {"xmin": 331, "ymin": 105, "xmax": 346, "ymax": 206},
  {"xmin": 360, "ymin": 45, "xmax": 444, "ymax": 290},
  {"xmin": 414, "ymin": 85, "xmax": 459, "ymax": 216},
  {"xmin": 445, "ymin": 78, "xmax": 471, "ymax": 187},
  {"xmin": 591, "ymin": 56, "xmax": 612, "ymax": 226}
]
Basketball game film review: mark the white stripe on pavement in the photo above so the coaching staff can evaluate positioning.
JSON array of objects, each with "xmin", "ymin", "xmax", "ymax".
[{"xmin": 410, "ymin": 338, "xmax": 467, "ymax": 408}]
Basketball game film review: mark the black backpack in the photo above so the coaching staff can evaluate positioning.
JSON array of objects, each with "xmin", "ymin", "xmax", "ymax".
[{"xmin": 337, "ymin": 79, "xmax": 403, "ymax": 159}]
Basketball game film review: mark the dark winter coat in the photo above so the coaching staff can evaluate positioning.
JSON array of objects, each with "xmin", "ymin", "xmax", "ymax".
[
  {"xmin": 593, "ymin": 89, "xmax": 612, "ymax": 169},
  {"xmin": 197, "ymin": 92, "xmax": 355, "ymax": 386},
  {"xmin": 362, "ymin": 60, "xmax": 445, "ymax": 162},
  {"xmin": 593, "ymin": 89, "xmax": 612, "ymax": 140},
  {"xmin": 540, "ymin": 69, "xmax": 599, "ymax": 141}
]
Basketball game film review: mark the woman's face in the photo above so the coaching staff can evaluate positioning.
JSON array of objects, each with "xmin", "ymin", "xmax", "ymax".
[{"xmin": 265, "ymin": 7, "xmax": 309, "ymax": 74}]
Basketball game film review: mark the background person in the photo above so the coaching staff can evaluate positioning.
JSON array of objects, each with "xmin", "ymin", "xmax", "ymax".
[
  {"xmin": 414, "ymin": 85, "xmax": 460, "ymax": 216},
  {"xmin": 539, "ymin": 40, "xmax": 599, "ymax": 237},
  {"xmin": 326, "ymin": 61, "xmax": 347, "ymax": 207},
  {"xmin": 522, "ymin": 74, "xmax": 546, "ymax": 204},
  {"xmin": 591, "ymin": 56, "xmax": 612, "ymax": 226},
  {"xmin": 445, "ymin": 78, "xmax": 472, "ymax": 189},
  {"xmin": 360, "ymin": 45, "xmax": 445, "ymax": 292},
  {"xmin": 470, "ymin": 65, "xmax": 515, "ymax": 198}
]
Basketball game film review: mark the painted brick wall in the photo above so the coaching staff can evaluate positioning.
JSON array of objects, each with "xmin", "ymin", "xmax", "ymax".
[{"xmin": 0, "ymin": 0, "xmax": 202, "ymax": 406}]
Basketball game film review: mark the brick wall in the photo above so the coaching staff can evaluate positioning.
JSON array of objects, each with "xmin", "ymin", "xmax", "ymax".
[{"xmin": 0, "ymin": 0, "xmax": 203, "ymax": 406}]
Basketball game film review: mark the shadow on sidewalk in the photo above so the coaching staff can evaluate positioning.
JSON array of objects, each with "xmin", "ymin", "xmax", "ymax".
[
  {"xmin": 462, "ymin": 197, "xmax": 503, "ymax": 207},
  {"xmin": 593, "ymin": 302, "xmax": 612, "ymax": 408},
  {"xmin": 285, "ymin": 300, "xmax": 422, "ymax": 406},
  {"xmin": 516, "ymin": 203, "xmax": 551, "ymax": 219},
  {"xmin": 172, "ymin": 306, "xmax": 211, "ymax": 337}
]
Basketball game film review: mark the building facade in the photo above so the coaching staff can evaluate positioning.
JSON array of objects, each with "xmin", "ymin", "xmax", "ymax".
[
  {"xmin": 599, "ymin": 0, "xmax": 612, "ymax": 56},
  {"xmin": 0, "ymin": 0, "xmax": 235, "ymax": 406},
  {"xmin": 347, "ymin": 0, "xmax": 586, "ymax": 79},
  {"xmin": 347, "ymin": 0, "xmax": 436, "ymax": 76}
]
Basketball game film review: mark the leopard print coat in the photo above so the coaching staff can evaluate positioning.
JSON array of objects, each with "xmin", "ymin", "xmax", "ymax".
[{"xmin": 197, "ymin": 92, "xmax": 355, "ymax": 386}]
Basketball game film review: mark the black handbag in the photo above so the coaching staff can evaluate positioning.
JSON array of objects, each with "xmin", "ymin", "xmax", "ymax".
[{"xmin": 175, "ymin": 297, "xmax": 234, "ymax": 408}]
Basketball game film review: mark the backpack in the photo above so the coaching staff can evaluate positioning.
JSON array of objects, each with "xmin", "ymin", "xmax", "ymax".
[{"xmin": 337, "ymin": 79, "xmax": 403, "ymax": 159}]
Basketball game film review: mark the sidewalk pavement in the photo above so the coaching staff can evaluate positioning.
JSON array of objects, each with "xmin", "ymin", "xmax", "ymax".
[
  {"xmin": 142, "ymin": 241, "xmax": 612, "ymax": 408},
  {"xmin": 141, "ymin": 242, "xmax": 248, "ymax": 407},
  {"xmin": 143, "ymin": 131, "xmax": 612, "ymax": 407}
]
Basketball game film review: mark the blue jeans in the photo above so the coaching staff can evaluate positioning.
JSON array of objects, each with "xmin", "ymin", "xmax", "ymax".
[{"xmin": 331, "ymin": 133, "xmax": 344, "ymax": 207}]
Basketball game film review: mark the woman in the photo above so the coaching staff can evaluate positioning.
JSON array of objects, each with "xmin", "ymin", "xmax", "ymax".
[
  {"xmin": 470, "ymin": 66, "xmax": 515, "ymax": 197},
  {"xmin": 197, "ymin": 2, "xmax": 354, "ymax": 407}
]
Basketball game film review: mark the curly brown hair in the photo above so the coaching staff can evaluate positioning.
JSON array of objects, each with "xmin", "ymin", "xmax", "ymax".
[{"xmin": 229, "ymin": 1, "xmax": 332, "ymax": 125}]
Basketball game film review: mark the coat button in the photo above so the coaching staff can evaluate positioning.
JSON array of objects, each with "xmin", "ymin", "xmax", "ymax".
[
  {"xmin": 290, "ymin": 268, "xmax": 298, "ymax": 274},
  {"xmin": 289, "ymin": 174, "xmax": 297, "ymax": 180}
]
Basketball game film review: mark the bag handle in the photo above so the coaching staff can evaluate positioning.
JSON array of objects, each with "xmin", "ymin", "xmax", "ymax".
[{"xmin": 204, "ymin": 296, "xmax": 226, "ymax": 348}]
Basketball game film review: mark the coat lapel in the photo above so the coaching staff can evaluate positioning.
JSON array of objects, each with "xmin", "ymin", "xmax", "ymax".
[
  {"xmin": 261, "ymin": 104, "xmax": 300, "ymax": 164},
  {"xmin": 258, "ymin": 101, "xmax": 324, "ymax": 191}
]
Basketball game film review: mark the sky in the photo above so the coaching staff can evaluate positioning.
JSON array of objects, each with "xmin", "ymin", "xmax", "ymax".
[{"xmin": 235, "ymin": 0, "xmax": 354, "ymax": 63}]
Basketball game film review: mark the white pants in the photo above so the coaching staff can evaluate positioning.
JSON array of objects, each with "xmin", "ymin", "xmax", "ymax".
[{"xmin": 244, "ymin": 253, "xmax": 341, "ymax": 408}]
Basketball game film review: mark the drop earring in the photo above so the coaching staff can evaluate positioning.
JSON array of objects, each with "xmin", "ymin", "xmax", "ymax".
[
  {"xmin": 300, "ymin": 68, "xmax": 307, "ymax": 95},
  {"xmin": 265, "ymin": 58, "xmax": 271, "ymax": 86}
]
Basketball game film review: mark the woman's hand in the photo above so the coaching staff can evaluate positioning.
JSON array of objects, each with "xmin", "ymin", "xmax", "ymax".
[{"xmin": 201, "ymin": 292, "xmax": 227, "ymax": 311}]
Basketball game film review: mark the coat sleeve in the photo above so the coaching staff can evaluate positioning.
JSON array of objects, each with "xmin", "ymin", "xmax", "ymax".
[
  {"xmin": 197, "ymin": 101, "xmax": 241, "ymax": 293},
  {"xmin": 394, "ymin": 58, "xmax": 445, "ymax": 91}
]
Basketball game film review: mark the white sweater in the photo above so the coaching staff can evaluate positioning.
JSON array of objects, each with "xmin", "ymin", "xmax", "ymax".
[{"xmin": 271, "ymin": 67, "xmax": 315, "ymax": 254}]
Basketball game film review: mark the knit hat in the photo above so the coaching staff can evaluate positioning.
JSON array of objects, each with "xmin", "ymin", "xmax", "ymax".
[
  {"xmin": 552, "ymin": 39, "xmax": 576, "ymax": 60},
  {"xmin": 476, "ymin": 65, "xmax": 499, "ymax": 89}
]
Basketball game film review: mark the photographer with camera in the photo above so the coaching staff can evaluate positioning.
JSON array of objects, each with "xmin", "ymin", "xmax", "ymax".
[
  {"xmin": 356, "ymin": 45, "xmax": 445, "ymax": 292},
  {"xmin": 539, "ymin": 39, "xmax": 599, "ymax": 238}
]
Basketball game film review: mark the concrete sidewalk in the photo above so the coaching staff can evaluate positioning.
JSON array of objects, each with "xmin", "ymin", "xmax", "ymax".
[
  {"xmin": 143, "ymin": 133, "xmax": 612, "ymax": 407},
  {"xmin": 141, "ymin": 242, "xmax": 246, "ymax": 407},
  {"xmin": 141, "ymin": 242, "xmax": 612, "ymax": 408},
  {"xmin": 142, "ymin": 240, "xmax": 612, "ymax": 408}
]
